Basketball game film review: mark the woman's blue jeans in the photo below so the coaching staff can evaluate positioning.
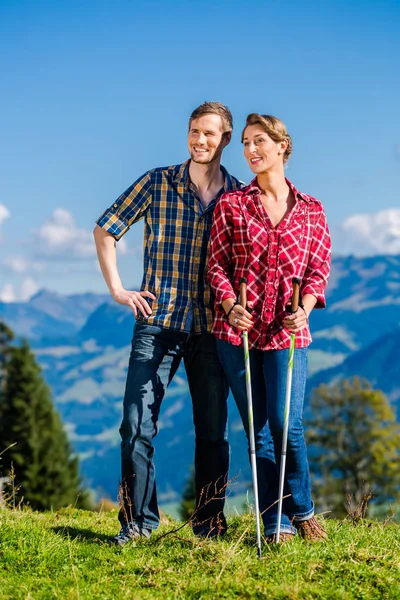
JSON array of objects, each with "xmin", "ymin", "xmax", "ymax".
[
  {"xmin": 119, "ymin": 322, "xmax": 230, "ymax": 533},
  {"xmin": 216, "ymin": 339, "xmax": 314, "ymax": 536}
]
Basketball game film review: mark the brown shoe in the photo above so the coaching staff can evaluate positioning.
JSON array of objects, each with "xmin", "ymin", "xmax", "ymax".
[
  {"xmin": 265, "ymin": 532, "xmax": 295, "ymax": 544},
  {"xmin": 295, "ymin": 516, "xmax": 328, "ymax": 541}
]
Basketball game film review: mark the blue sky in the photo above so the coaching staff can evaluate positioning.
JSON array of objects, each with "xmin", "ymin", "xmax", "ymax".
[{"xmin": 0, "ymin": 0, "xmax": 399, "ymax": 300}]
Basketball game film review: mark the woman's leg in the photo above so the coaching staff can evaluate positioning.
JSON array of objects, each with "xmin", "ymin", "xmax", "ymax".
[
  {"xmin": 216, "ymin": 338, "xmax": 294, "ymax": 536},
  {"xmin": 263, "ymin": 348, "xmax": 314, "ymax": 526}
]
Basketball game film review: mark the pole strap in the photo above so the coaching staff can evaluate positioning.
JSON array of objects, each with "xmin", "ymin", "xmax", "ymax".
[{"xmin": 225, "ymin": 301, "xmax": 238, "ymax": 320}]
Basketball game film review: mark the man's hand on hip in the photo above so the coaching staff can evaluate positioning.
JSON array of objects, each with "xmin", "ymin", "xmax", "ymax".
[{"xmin": 112, "ymin": 289, "xmax": 156, "ymax": 318}]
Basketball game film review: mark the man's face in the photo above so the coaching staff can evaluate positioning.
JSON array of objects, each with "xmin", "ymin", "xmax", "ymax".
[{"xmin": 188, "ymin": 114, "xmax": 230, "ymax": 164}]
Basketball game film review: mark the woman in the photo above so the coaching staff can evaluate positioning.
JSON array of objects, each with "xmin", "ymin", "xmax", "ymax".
[{"xmin": 208, "ymin": 113, "xmax": 331, "ymax": 543}]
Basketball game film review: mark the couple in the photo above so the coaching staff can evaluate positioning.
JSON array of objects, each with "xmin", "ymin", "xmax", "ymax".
[{"xmin": 93, "ymin": 102, "xmax": 331, "ymax": 546}]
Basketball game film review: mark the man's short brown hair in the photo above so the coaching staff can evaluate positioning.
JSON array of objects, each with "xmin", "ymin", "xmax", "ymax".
[{"xmin": 189, "ymin": 102, "xmax": 233, "ymax": 133}]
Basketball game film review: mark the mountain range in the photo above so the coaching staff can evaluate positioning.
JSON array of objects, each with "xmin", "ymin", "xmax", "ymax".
[{"xmin": 1, "ymin": 254, "xmax": 399, "ymax": 502}]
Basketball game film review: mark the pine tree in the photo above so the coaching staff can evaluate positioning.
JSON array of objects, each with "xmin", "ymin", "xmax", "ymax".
[
  {"xmin": 0, "ymin": 338, "xmax": 89, "ymax": 510},
  {"xmin": 306, "ymin": 377, "xmax": 400, "ymax": 517},
  {"xmin": 0, "ymin": 321, "xmax": 14, "ymax": 393}
]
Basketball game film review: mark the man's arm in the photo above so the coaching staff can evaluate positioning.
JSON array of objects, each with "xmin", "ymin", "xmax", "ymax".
[{"xmin": 93, "ymin": 225, "xmax": 155, "ymax": 318}]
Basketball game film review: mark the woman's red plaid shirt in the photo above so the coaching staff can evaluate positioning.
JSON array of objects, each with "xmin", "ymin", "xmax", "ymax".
[{"xmin": 208, "ymin": 178, "xmax": 332, "ymax": 350}]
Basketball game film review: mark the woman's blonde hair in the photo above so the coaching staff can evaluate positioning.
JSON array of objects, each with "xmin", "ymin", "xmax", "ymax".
[{"xmin": 241, "ymin": 113, "xmax": 292, "ymax": 163}]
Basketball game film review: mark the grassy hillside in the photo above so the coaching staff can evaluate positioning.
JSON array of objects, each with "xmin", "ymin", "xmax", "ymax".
[{"xmin": 0, "ymin": 507, "xmax": 399, "ymax": 599}]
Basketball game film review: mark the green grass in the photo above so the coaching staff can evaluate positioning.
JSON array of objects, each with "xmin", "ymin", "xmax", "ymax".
[{"xmin": 0, "ymin": 507, "xmax": 399, "ymax": 599}]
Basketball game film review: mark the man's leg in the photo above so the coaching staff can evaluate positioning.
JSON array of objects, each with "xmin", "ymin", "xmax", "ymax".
[
  {"xmin": 184, "ymin": 333, "xmax": 230, "ymax": 536},
  {"xmin": 117, "ymin": 323, "xmax": 184, "ymax": 537}
]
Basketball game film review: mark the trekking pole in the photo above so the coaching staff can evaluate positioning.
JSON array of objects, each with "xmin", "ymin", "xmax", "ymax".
[
  {"xmin": 276, "ymin": 277, "xmax": 301, "ymax": 544},
  {"xmin": 239, "ymin": 277, "xmax": 262, "ymax": 559}
]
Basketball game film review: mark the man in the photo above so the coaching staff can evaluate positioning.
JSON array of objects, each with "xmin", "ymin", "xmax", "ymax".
[{"xmin": 93, "ymin": 102, "xmax": 242, "ymax": 545}]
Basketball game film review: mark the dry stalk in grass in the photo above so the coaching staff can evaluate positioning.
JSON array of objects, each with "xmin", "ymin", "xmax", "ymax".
[
  {"xmin": 216, "ymin": 525, "xmax": 250, "ymax": 581},
  {"xmin": 117, "ymin": 479, "xmax": 134, "ymax": 525},
  {"xmin": 0, "ymin": 442, "xmax": 17, "ymax": 458},
  {"xmin": 115, "ymin": 475, "xmax": 293, "ymax": 545},
  {"xmin": 153, "ymin": 474, "xmax": 239, "ymax": 543},
  {"xmin": 0, "ymin": 463, "xmax": 22, "ymax": 510},
  {"xmin": 155, "ymin": 484, "xmax": 293, "ymax": 544},
  {"xmin": 0, "ymin": 445, "xmax": 21, "ymax": 510},
  {"xmin": 382, "ymin": 507, "xmax": 396, "ymax": 526},
  {"xmin": 345, "ymin": 489, "xmax": 374, "ymax": 523},
  {"xmin": 260, "ymin": 493, "xmax": 291, "ymax": 519}
]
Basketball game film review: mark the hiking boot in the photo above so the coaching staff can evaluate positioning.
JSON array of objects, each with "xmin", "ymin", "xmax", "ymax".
[
  {"xmin": 107, "ymin": 522, "xmax": 152, "ymax": 547},
  {"xmin": 295, "ymin": 516, "xmax": 328, "ymax": 541},
  {"xmin": 265, "ymin": 532, "xmax": 295, "ymax": 544}
]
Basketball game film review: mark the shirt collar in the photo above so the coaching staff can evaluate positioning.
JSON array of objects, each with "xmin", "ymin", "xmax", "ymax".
[
  {"xmin": 244, "ymin": 177, "xmax": 311, "ymax": 202},
  {"xmin": 173, "ymin": 159, "xmax": 236, "ymax": 192},
  {"xmin": 173, "ymin": 160, "xmax": 190, "ymax": 187}
]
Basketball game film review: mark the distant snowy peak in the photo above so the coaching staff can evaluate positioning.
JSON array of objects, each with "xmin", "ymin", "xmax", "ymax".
[{"xmin": 28, "ymin": 289, "xmax": 113, "ymax": 328}]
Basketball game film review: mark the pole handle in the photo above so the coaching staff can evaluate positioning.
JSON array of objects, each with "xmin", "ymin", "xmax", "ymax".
[
  {"xmin": 289, "ymin": 277, "xmax": 301, "ymax": 314},
  {"xmin": 239, "ymin": 277, "xmax": 247, "ymax": 309}
]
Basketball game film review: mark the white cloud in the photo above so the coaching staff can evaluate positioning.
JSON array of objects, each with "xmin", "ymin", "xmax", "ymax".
[
  {"xmin": 35, "ymin": 208, "xmax": 129, "ymax": 260},
  {"xmin": 20, "ymin": 277, "xmax": 40, "ymax": 301},
  {"xmin": 336, "ymin": 209, "xmax": 400, "ymax": 256},
  {"xmin": 3, "ymin": 256, "xmax": 44, "ymax": 274},
  {"xmin": 0, "ymin": 277, "xmax": 39, "ymax": 303},
  {"xmin": 118, "ymin": 238, "xmax": 128, "ymax": 255},
  {"xmin": 0, "ymin": 283, "xmax": 16, "ymax": 303},
  {"xmin": 37, "ymin": 208, "xmax": 95, "ymax": 259},
  {"xmin": 0, "ymin": 204, "xmax": 10, "ymax": 225},
  {"xmin": 0, "ymin": 208, "xmax": 137, "ymax": 300},
  {"xmin": 0, "ymin": 204, "xmax": 10, "ymax": 242}
]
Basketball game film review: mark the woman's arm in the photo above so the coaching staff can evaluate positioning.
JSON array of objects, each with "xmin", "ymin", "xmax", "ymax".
[
  {"xmin": 208, "ymin": 194, "xmax": 253, "ymax": 329},
  {"xmin": 301, "ymin": 208, "xmax": 332, "ymax": 308},
  {"xmin": 208, "ymin": 195, "xmax": 237, "ymax": 306},
  {"xmin": 284, "ymin": 207, "xmax": 331, "ymax": 332},
  {"xmin": 283, "ymin": 293, "xmax": 317, "ymax": 332}
]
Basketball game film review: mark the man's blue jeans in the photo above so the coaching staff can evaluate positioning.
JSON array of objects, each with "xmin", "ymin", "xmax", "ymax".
[
  {"xmin": 119, "ymin": 322, "xmax": 230, "ymax": 532},
  {"xmin": 216, "ymin": 339, "xmax": 314, "ymax": 536}
]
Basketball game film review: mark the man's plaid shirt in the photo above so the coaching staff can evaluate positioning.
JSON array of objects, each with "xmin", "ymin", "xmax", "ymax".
[
  {"xmin": 96, "ymin": 160, "xmax": 242, "ymax": 333},
  {"xmin": 208, "ymin": 178, "xmax": 331, "ymax": 350}
]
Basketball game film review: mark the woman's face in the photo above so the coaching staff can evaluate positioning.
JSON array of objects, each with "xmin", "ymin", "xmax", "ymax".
[{"xmin": 243, "ymin": 124, "xmax": 285, "ymax": 175}]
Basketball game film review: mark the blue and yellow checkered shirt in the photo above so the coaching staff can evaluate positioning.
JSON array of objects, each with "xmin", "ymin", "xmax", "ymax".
[{"xmin": 96, "ymin": 160, "xmax": 242, "ymax": 333}]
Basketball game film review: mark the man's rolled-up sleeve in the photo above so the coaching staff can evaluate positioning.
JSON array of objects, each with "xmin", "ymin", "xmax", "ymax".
[{"xmin": 96, "ymin": 171, "xmax": 153, "ymax": 240}]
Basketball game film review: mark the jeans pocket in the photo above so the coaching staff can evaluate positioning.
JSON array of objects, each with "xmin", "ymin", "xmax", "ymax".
[{"xmin": 134, "ymin": 321, "xmax": 164, "ymax": 336}]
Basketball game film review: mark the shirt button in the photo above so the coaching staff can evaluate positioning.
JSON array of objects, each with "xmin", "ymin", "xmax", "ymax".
[{"xmin": 113, "ymin": 203, "xmax": 118, "ymax": 208}]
